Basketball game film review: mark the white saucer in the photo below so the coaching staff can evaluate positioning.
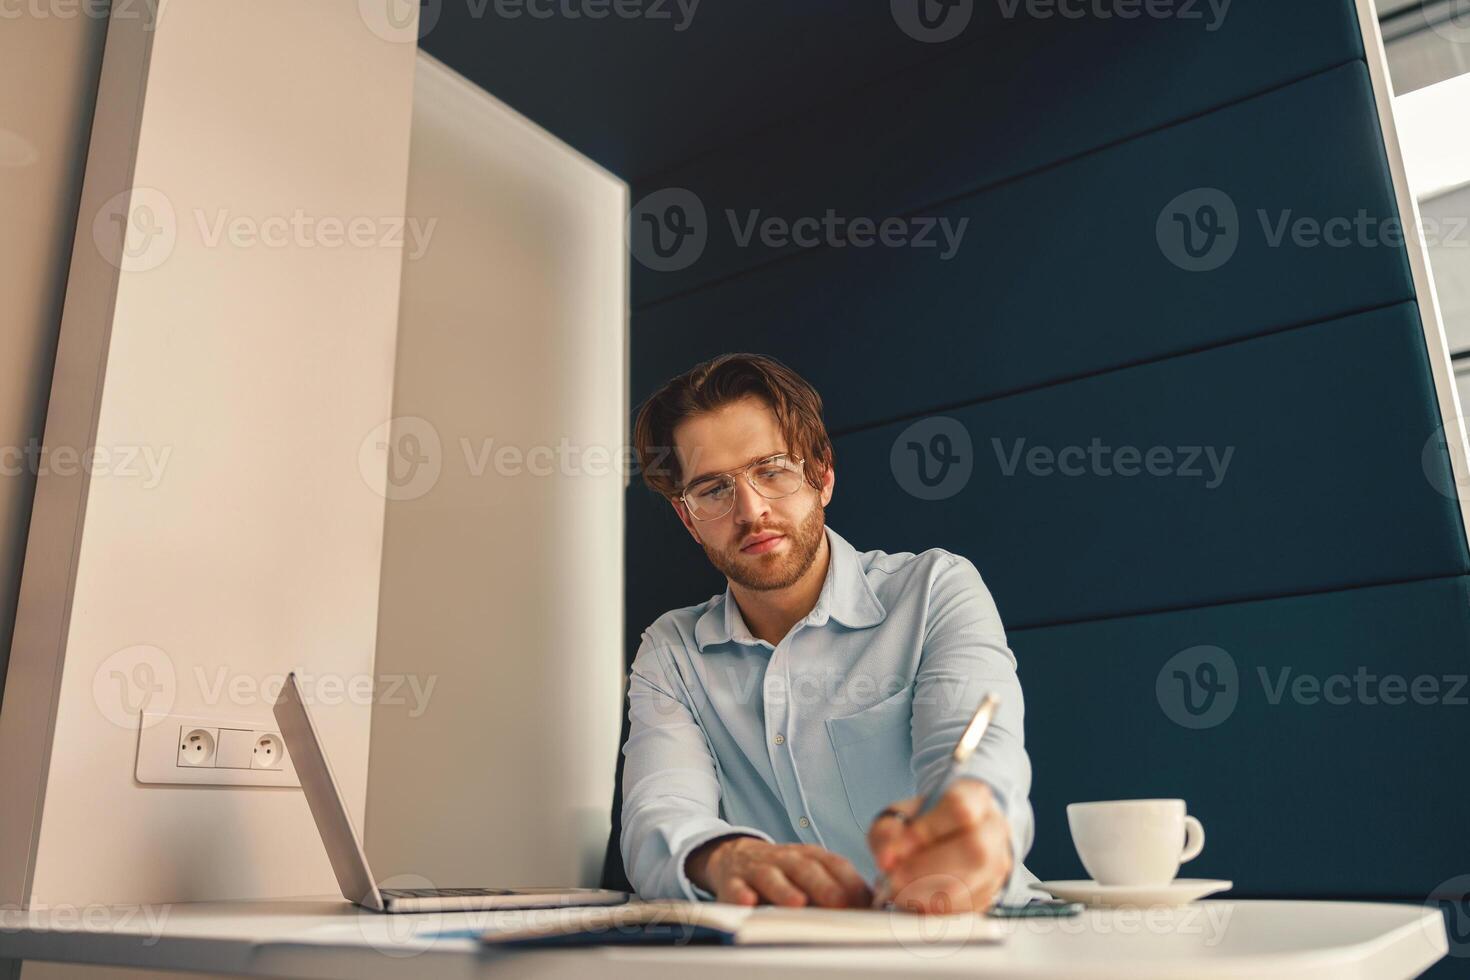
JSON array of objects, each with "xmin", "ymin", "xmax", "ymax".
[{"xmin": 1039, "ymin": 878, "xmax": 1232, "ymax": 907}]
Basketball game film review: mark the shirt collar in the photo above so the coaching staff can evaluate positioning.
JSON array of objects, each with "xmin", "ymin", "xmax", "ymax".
[{"xmin": 693, "ymin": 525, "xmax": 888, "ymax": 651}]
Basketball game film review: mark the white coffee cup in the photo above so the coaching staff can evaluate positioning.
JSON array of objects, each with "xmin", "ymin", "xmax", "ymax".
[{"xmin": 1066, "ymin": 799, "xmax": 1205, "ymax": 887}]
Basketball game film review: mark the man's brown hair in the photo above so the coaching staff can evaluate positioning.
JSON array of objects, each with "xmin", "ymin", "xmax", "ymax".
[{"xmin": 632, "ymin": 353, "xmax": 834, "ymax": 500}]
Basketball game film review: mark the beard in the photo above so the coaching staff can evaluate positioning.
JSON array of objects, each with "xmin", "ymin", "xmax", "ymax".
[{"xmin": 703, "ymin": 501, "xmax": 826, "ymax": 592}]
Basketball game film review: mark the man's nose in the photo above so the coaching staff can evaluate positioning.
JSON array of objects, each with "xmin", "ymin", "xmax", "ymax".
[{"xmin": 732, "ymin": 478, "xmax": 770, "ymax": 524}]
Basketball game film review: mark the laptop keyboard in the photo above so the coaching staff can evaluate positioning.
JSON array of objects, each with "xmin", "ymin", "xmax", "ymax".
[{"xmin": 381, "ymin": 887, "xmax": 513, "ymax": 897}]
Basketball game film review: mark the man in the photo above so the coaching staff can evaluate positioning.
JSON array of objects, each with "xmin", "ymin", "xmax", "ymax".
[{"xmin": 621, "ymin": 353, "xmax": 1039, "ymax": 912}]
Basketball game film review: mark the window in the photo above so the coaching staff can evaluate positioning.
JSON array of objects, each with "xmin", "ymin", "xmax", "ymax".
[{"xmin": 1382, "ymin": 1, "xmax": 1470, "ymax": 404}]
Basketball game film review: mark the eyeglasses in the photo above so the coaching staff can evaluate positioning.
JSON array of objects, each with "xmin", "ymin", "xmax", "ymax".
[{"xmin": 678, "ymin": 453, "xmax": 807, "ymax": 522}]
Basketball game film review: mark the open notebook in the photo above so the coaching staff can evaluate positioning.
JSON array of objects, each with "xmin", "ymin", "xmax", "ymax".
[{"xmin": 478, "ymin": 900, "xmax": 1008, "ymax": 947}]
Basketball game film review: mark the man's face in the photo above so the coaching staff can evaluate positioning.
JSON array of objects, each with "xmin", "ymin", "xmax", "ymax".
[{"xmin": 671, "ymin": 395, "xmax": 834, "ymax": 591}]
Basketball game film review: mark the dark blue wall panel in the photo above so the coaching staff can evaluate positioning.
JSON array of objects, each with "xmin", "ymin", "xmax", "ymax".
[
  {"xmin": 633, "ymin": 0, "xmax": 1366, "ymax": 305},
  {"xmin": 626, "ymin": 303, "xmax": 1468, "ymax": 642},
  {"xmin": 825, "ymin": 302, "xmax": 1468, "ymax": 627},
  {"xmin": 1015, "ymin": 575, "xmax": 1470, "ymax": 896},
  {"xmin": 634, "ymin": 63, "xmax": 1412, "ymax": 435}
]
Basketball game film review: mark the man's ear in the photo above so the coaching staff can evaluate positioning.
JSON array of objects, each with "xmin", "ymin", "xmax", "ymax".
[
  {"xmin": 670, "ymin": 496, "xmax": 702, "ymax": 544},
  {"xmin": 819, "ymin": 458, "xmax": 835, "ymax": 508}
]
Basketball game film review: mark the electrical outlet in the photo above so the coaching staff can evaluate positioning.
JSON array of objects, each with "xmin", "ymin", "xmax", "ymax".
[
  {"xmin": 251, "ymin": 732, "xmax": 284, "ymax": 770},
  {"xmin": 177, "ymin": 727, "xmax": 219, "ymax": 767},
  {"xmin": 138, "ymin": 712, "xmax": 299, "ymax": 786}
]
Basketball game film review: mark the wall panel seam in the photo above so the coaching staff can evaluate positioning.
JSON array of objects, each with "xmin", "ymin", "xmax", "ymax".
[
  {"xmin": 824, "ymin": 297, "xmax": 1415, "ymax": 440},
  {"xmin": 1008, "ymin": 570, "xmax": 1470, "ymax": 635}
]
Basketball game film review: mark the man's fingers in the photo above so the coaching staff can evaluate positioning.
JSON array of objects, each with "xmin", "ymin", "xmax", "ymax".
[
  {"xmin": 868, "ymin": 796, "xmax": 922, "ymax": 870},
  {"xmin": 888, "ymin": 866, "xmax": 992, "ymax": 916},
  {"xmin": 904, "ymin": 780, "xmax": 995, "ymax": 851},
  {"xmin": 886, "ymin": 820, "xmax": 1012, "ymax": 906},
  {"xmin": 777, "ymin": 854, "xmax": 852, "ymax": 908},
  {"xmin": 717, "ymin": 877, "xmax": 760, "ymax": 906},
  {"xmin": 897, "ymin": 859, "xmax": 1007, "ymax": 916},
  {"xmin": 814, "ymin": 850, "xmax": 873, "ymax": 906},
  {"xmin": 748, "ymin": 865, "xmax": 808, "ymax": 907}
]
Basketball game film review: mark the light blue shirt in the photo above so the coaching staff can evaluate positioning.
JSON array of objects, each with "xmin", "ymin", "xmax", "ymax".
[{"xmin": 620, "ymin": 524, "xmax": 1039, "ymax": 904}]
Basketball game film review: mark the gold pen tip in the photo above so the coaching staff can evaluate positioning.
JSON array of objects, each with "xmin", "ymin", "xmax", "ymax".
[{"xmin": 954, "ymin": 693, "xmax": 1000, "ymax": 760}]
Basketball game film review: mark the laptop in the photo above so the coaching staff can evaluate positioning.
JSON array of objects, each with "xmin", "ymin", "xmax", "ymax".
[{"xmin": 273, "ymin": 670, "xmax": 630, "ymax": 913}]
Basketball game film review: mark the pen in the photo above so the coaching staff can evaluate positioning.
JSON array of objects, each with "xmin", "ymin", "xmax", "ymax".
[{"xmin": 870, "ymin": 692, "xmax": 1001, "ymax": 909}]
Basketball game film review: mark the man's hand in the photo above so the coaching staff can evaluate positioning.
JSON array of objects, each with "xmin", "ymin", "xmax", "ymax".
[
  {"xmin": 686, "ymin": 836, "xmax": 872, "ymax": 908},
  {"xmin": 868, "ymin": 778, "xmax": 1013, "ymax": 914}
]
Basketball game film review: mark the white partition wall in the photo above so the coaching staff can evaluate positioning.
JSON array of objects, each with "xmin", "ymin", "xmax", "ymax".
[
  {"xmin": 363, "ymin": 53, "xmax": 628, "ymax": 891},
  {"xmin": 0, "ymin": 10, "xmax": 106, "ymax": 703},
  {"xmin": 0, "ymin": 0, "xmax": 417, "ymax": 919}
]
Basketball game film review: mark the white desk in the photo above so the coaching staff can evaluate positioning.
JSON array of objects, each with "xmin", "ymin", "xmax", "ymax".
[{"xmin": 0, "ymin": 896, "xmax": 1449, "ymax": 979}]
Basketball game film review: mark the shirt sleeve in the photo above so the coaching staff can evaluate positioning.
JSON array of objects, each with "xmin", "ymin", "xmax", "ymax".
[
  {"xmin": 619, "ymin": 633, "xmax": 774, "ymax": 901},
  {"xmin": 910, "ymin": 554, "xmax": 1039, "ymax": 906}
]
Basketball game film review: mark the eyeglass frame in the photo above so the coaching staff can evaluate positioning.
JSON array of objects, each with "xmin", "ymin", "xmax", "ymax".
[{"xmin": 676, "ymin": 452, "xmax": 808, "ymax": 521}]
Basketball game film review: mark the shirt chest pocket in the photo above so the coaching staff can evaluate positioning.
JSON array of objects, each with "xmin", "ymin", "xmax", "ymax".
[{"xmin": 824, "ymin": 686, "xmax": 915, "ymax": 833}]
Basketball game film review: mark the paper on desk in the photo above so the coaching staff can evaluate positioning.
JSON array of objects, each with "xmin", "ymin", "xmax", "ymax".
[
  {"xmin": 478, "ymin": 901, "xmax": 1006, "ymax": 947},
  {"xmin": 263, "ymin": 906, "xmax": 632, "ymax": 947},
  {"xmin": 264, "ymin": 918, "xmax": 478, "ymax": 949}
]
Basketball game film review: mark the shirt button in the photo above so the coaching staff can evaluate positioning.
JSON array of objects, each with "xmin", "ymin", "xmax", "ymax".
[
  {"xmin": 773, "ymin": 733, "xmax": 785, "ymax": 745},
  {"xmin": 798, "ymin": 816, "xmax": 810, "ymax": 828}
]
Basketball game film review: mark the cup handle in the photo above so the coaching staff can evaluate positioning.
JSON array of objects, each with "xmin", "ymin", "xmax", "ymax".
[{"xmin": 1180, "ymin": 815, "xmax": 1205, "ymax": 863}]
